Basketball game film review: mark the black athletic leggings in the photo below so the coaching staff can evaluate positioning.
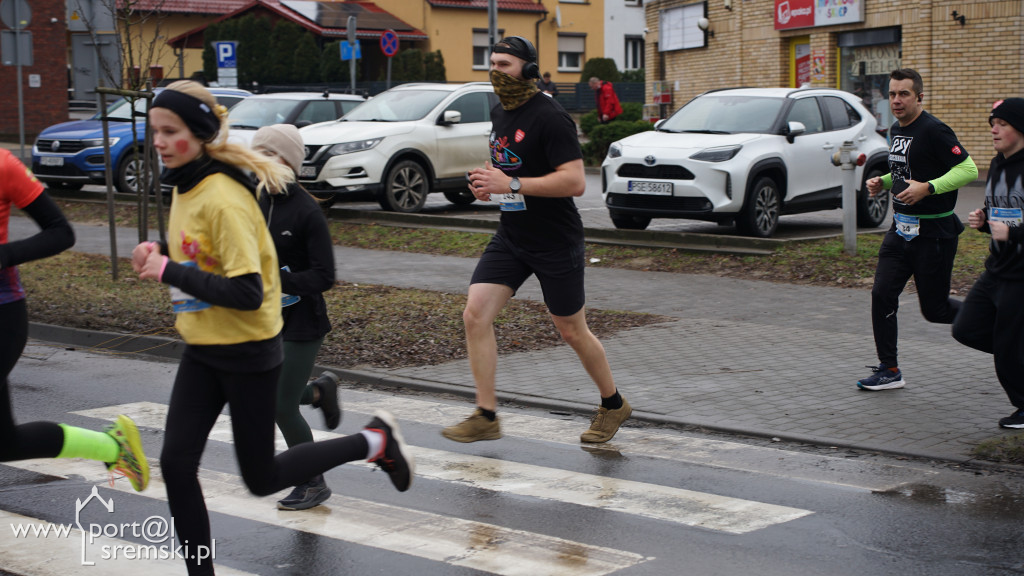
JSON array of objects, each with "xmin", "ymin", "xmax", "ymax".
[
  {"xmin": 0, "ymin": 299, "xmax": 64, "ymax": 461},
  {"xmin": 160, "ymin": 350, "xmax": 370, "ymax": 576},
  {"xmin": 870, "ymin": 230, "xmax": 961, "ymax": 367}
]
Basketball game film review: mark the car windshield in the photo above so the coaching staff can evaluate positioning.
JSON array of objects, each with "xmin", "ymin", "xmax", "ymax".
[
  {"xmin": 228, "ymin": 99, "xmax": 299, "ymax": 129},
  {"xmin": 342, "ymin": 89, "xmax": 448, "ymax": 122},
  {"xmin": 659, "ymin": 95, "xmax": 786, "ymax": 134}
]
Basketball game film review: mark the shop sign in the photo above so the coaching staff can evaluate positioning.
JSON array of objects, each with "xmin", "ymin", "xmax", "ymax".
[
  {"xmin": 775, "ymin": 0, "xmax": 863, "ymax": 31},
  {"xmin": 848, "ymin": 45, "xmax": 900, "ymax": 76}
]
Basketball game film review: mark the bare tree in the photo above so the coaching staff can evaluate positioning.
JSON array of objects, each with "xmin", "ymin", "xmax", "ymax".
[{"xmin": 69, "ymin": 0, "xmax": 171, "ymax": 276}]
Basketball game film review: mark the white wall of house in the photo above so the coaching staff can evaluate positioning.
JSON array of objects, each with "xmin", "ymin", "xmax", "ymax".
[{"xmin": 604, "ymin": 0, "xmax": 646, "ymax": 71}]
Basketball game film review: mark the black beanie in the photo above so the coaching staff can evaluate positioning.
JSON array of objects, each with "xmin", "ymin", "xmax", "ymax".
[
  {"xmin": 152, "ymin": 89, "xmax": 222, "ymax": 142},
  {"xmin": 989, "ymin": 98, "xmax": 1024, "ymax": 136}
]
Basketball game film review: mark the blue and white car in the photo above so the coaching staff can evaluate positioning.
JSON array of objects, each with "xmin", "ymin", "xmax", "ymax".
[{"xmin": 32, "ymin": 87, "xmax": 251, "ymax": 193}]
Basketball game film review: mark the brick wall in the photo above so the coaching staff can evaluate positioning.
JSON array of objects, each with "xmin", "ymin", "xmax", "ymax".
[
  {"xmin": 0, "ymin": 0, "xmax": 68, "ymax": 140},
  {"xmin": 645, "ymin": 0, "xmax": 1023, "ymax": 159}
]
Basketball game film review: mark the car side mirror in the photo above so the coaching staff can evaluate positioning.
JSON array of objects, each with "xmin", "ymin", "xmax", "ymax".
[
  {"xmin": 294, "ymin": 120, "xmax": 312, "ymax": 128},
  {"xmin": 785, "ymin": 121, "xmax": 806, "ymax": 143},
  {"xmin": 653, "ymin": 119, "xmax": 666, "ymax": 131},
  {"xmin": 439, "ymin": 110, "xmax": 462, "ymax": 126}
]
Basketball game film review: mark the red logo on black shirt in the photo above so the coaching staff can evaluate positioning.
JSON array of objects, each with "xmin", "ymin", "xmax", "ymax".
[
  {"xmin": 514, "ymin": 129, "xmax": 525, "ymax": 143},
  {"xmin": 952, "ymin": 145, "xmax": 962, "ymax": 155}
]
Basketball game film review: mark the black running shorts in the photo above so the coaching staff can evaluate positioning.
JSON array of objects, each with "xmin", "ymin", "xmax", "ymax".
[{"xmin": 470, "ymin": 233, "xmax": 586, "ymax": 317}]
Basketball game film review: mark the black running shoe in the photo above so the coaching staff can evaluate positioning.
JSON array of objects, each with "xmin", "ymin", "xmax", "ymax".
[
  {"xmin": 277, "ymin": 475, "xmax": 332, "ymax": 510},
  {"xmin": 311, "ymin": 371, "xmax": 341, "ymax": 430},
  {"xmin": 857, "ymin": 365, "xmax": 905, "ymax": 391},
  {"xmin": 364, "ymin": 410, "xmax": 414, "ymax": 492},
  {"xmin": 998, "ymin": 408, "xmax": 1024, "ymax": 429}
]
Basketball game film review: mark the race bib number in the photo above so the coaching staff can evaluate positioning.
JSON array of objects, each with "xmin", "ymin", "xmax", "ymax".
[
  {"xmin": 989, "ymin": 207, "xmax": 1023, "ymax": 228},
  {"xmin": 280, "ymin": 266, "xmax": 301, "ymax": 307},
  {"xmin": 894, "ymin": 213, "xmax": 920, "ymax": 241},
  {"xmin": 170, "ymin": 261, "xmax": 211, "ymax": 313},
  {"xmin": 498, "ymin": 193, "xmax": 526, "ymax": 212}
]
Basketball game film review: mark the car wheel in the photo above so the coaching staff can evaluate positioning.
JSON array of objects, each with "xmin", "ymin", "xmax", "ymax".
[
  {"xmin": 443, "ymin": 190, "xmax": 477, "ymax": 206},
  {"xmin": 609, "ymin": 212, "xmax": 651, "ymax": 230},
  {"xmin": 378, "ymin": 160, "xmax": 429, "ymax": 212},
  {"xmin": 116, "ymin": 151, "xmax": 150, "ymax": 195},
  {"xmin": 47, "ymin": 182, "xmax": 84, "ymax": 192},
  {"xmin": 856, "ymin": 165, "xmax": 889, "ymax": 228},
  {"xmin": 737, "ymin": 176, "xmax": 781, "ymax": 238}
]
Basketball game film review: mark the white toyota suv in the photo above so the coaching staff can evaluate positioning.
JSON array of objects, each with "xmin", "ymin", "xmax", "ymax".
[
  {"xmin": 298, "ymin": 82, "xmax": 498, "ymax": 212},
  {"xmin": 602, "ymin": 87, "xmax": 891, "ymax": 237}
]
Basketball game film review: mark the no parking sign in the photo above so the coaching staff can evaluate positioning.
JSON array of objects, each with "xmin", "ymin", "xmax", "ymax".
[{"xmin": 380, "ymin": 29, "xmax": 398, "ymax": 58}]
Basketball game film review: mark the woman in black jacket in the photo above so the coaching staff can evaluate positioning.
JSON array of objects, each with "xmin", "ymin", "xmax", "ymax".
[{"xmin": 253, "ymin": 124, "xmax": 341, "ymax": 510}]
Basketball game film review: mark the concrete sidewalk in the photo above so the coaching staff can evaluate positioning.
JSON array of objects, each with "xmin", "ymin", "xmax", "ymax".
[{"xmin": 12, "ymin": 217, "xmax": 1017, "ymax": 465}]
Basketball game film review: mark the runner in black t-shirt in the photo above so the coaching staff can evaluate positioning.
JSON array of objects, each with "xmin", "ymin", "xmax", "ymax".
[
  {"xmin": 441, "ymin": 36, "xmax": 631, "ymax": 444},
  {"xmin": 858, "ymin": 68, "xmax": 978, "ymax": 391}
]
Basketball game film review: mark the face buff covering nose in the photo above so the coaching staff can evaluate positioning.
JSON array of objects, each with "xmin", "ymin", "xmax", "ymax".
[{"xmin": 490, "ymin": 69, "xmax": 539, "ymax": 111}]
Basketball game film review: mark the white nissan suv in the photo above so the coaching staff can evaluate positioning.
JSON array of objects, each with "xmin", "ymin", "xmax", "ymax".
[
  {"xmin": 601, "ymin": 87, "xmax": 891, "ymax": 237},
  {"xmin": 298, "ymin": 82, "xmax": 498, "ymax": 212}
]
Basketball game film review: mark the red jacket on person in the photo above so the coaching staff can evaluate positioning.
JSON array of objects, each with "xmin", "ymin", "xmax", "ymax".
[{"xmin": 595, "ymin": 81, "xmax": 623, "ymax": 121}]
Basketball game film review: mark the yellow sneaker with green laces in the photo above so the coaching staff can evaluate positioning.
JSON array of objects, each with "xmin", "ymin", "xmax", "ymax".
[{"xmin": 105, "ymin": 415, "xmax": 149, "ymax": 492}]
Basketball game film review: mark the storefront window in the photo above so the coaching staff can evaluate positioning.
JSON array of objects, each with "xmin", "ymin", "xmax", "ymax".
[{"xmin": 837, "ymin": 28, "xmax": 901, "ymax": 135}]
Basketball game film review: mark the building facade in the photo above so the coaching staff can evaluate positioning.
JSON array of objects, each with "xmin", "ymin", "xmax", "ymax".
[
  {"xmin": 645, "ymin": 0, "xmax": 1024, "ymax": 157},
  {"xmin": 0, "ymin": 0, "xmax": 68, "ymax": 137}
]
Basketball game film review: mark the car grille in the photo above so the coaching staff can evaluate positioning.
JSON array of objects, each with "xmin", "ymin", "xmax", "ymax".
[
  {"xmin": 617, "ymin": 164, "xmax": 694, "ymax": 180},
  {"xmin": 606, "ymin": 193, "xmax": 712, "ymax": 212},
  {"xmin": 304, "ymin": 145, "xmax": 325, "ymax": 161},
  {"xmin": 35, "ymin": 139, "xmax": 89, "ymax": 154}
]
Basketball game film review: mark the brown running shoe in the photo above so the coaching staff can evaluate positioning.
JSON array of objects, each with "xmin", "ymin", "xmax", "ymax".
[
  {"xmin": 580, "ymin": 396, "xmax": 632, "ymax": 443},
  {"xmin": 441, "ymin": 408, "xmax": 502, "ymax": 443}
]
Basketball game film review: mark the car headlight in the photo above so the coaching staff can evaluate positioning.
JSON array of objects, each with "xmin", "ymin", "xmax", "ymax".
[
  {"xmin": 325, "ymin": 138, "xmax": 383, "ymax": 157},
  {"xmin": 80, "ymin": 137, "xmax": 120, "ymax": 149},
  {"xmin": 690, "ymin": 145, "xmax": 741, "ymax": 162},
  {"xmin": 607, "ymin": 142, "xmax": 622, "ymax": 159}
]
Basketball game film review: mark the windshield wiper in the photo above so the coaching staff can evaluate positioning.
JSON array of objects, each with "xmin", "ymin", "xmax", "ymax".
[
  {"xmin": 229, "ymin": 124, "xmax": 261, "ymax": 130},
  {"xmin": 681, "ymin": 129, "xmax": 731, "ymax": 134}
]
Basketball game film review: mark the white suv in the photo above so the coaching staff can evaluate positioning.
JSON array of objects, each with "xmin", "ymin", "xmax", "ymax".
[
  {"xmin": 602, "ymin": 87, "xmax": 891, "ymax": 237},
  {"xmin": 298, "ymin": 82, "xmax": 498, "ymax": 212}
]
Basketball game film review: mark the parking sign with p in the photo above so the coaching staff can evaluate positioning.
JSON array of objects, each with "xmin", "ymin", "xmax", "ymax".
[{"xmin": 214, "ymin": 41, "xmax": 237, "ymax": 68}]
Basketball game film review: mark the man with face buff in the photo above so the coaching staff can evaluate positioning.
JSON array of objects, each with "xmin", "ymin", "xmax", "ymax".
[{"xmin": 443, "ymin": 36, "xmax": 631, "ymax": 444}]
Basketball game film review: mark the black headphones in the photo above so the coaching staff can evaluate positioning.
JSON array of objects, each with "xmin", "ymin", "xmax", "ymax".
[{"xmin": 500, "ymin": 36, "xmax": 540, "ymax": 79}]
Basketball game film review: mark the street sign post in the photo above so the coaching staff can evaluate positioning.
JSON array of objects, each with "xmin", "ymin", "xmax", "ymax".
[
  {"xmin": 380, "ymin": 29, "xmax": 398, "ymax": 89},
  {"xmin": 213, "ymin": 41, "xmax": 238, "ymax": 88},
  {"xmin": 0, "ymin": 0, "xmax": 31, "ymax": 157},
  {"xmin": 346, "ymin": 15, "xmax": 357, "ymax": 93}
]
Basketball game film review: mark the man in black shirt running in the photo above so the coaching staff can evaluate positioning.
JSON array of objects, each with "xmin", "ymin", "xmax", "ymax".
[
  {"xmin": 441, "ymin": 36, "xmax": 630, "ymax": 443},
  {"xmin": 859, "ymin": 68, "xmax": 978, "ymax": 391}
]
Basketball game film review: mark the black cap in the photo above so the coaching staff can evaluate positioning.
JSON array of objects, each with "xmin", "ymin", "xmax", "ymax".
[{"xmin": 990, "ymin": 98, "xmax": 1024, "ymax": 136}]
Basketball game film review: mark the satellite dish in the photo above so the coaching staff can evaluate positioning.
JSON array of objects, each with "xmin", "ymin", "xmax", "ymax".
[{"xmin": 554, "ymin": 6, "xmax": 562, "ymax": 27}]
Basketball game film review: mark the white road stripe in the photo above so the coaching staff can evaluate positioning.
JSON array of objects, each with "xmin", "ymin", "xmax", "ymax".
[
  {"xmin": 74, "ymin": 402, "xmax": 812, "ymax": 534},
  {"xmin": 337, "ymin": 393, "xmax": 937, "ymax": 492},
  {"xmin": 5, "ymin": 459, "xmax": 648, "ymax": 576},
  {"xmin": 0, "ymin": 509, "xmax": 257, "ymax": 576}
]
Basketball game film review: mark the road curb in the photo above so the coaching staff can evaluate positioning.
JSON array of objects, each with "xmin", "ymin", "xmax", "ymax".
[
  {"xmin": 27, "ymin": 322, "xmax": 1024, "ymax": 474},
  {"xmin": 331, "ymin": 207, "xmax": 781, "ymax": 255}
]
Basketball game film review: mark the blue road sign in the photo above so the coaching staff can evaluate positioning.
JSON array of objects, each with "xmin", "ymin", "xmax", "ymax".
[
  {"xmin": 340, "ymin": 40, "xmax": 362, "ymax": 61},
  {"xmin": 214, "ymin": 41, "xmax": 237, "ymax": 68},
  {"xmin": 380, "ymin": 30, "xmax": 399, "ymax": 58}
]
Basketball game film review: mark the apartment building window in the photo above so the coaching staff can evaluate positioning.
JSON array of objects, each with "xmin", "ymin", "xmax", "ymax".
[
  {"xmin": 624, "ymin": 36, "xmax": 645, "ymax": 70},
  {"xmin": 472, "ymin": 31, "xmax": 492, "ymax": 70},
  {"xmin": 558, "ymin": 34, "xmax": 585, "ymax": 72}
]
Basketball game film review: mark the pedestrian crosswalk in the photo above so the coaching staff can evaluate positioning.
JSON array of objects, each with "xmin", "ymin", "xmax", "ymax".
[{"xmin": 0, "ymin": 393, "xmax": 936, "ymax": 575}]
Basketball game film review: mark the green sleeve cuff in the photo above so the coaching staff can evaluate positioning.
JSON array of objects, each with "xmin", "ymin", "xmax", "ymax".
[
  {"xmin": 929, "ymin": 156, "xmax": 978, "ymax": 194},
  {"xmin": 881, "ymin": 173, "xmax": 893, "ymax": 189}
]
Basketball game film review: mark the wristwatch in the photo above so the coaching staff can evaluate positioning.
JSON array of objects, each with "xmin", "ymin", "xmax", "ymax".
[
  {"xmin": 927, "ymin": 182, "xmax": 935, "ymax": 195},
  {"xmin": 509, "ymin": 177, "xmax": 521, "ymax": 192}
]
